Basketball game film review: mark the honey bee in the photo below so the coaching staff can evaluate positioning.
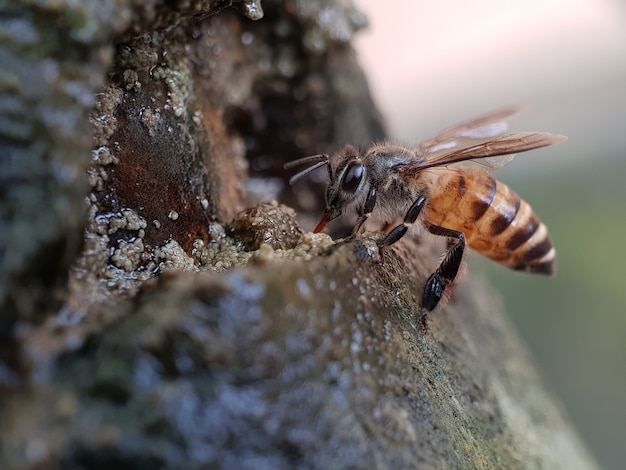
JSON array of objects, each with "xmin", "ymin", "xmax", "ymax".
[{"xmin": 285, "ymin": 108, "xmax": 566, "ymax": 327}]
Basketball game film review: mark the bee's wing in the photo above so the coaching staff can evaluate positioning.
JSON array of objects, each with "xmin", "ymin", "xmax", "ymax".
[
  {"xmin": 419, "ymin": 107, "xmax": 523, "ymax": 154},
  {"xmin": 407, "ymin": 132, "xmax": 566, "ymax": 174}
]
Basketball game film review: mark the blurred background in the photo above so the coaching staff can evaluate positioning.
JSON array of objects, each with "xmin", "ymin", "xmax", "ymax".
[{"xmin": 353, "ymin": 1, "xmax": 626, "ymax": 468}]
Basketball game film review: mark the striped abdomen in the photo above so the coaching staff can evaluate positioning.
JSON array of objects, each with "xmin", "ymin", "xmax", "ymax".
[{"xmin": 423, "ymin": 169, "xmax": 555, "ymax": 274}]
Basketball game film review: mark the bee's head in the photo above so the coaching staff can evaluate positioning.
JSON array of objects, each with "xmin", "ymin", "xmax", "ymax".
[
  {"xmin": 284, "ymin": 145, "xmax": 369, "ymax": 233},
  {"xmin": 315, "ymin": 145, "xmax": 368, "ymax": 233}
]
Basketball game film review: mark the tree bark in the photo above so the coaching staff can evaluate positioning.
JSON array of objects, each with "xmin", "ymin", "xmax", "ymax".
[{"xmin": 0, "ymin": 0, "xmax": 596, "ymax": 468}]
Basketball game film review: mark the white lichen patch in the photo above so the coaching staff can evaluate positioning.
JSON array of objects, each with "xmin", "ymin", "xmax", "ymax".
[
  {"xmin": 152, "ymin": 66, "xmax": 189, "ymax": 119},
  {"xmin": 92, "ymin": 146, "xmax": 119, "ymax": 166},
  {"xmin": 73, "ymin": 207, "xmax": 154, "ymax": 291},
  {"xmin": 196, "ymin": 226, "xmax": 336, "ymax": 273},
  {"xmin": 140, "ymin": 107, "xmax": 161, "ymax": 137},
  {"xmin": 88, "ymin": 89, "xmax": 123, "ymax": 191},
  {"xmin": 107, "ymin": 210, "xmax": 148, "ymax": 235},
  {"xmin": 86, "ymin": 167, "xmax": 104, "ymax": 191},
  {"xmin": 207, "ymin": 223, "xmax": 227, "ymax": 243},
  {"xmin": 72, "ymin": 231, "xmax": 110, "ymax": 280},
  {"xmin": 87, "ymin": 154, "xmax": 117, "ymax": 191},
  {"xmin": 297, "ymin": 232, "xmax": 335, "ymax": 253},
  {"xmin": 154, "ymin": 240, "xmax": 198, "ymax": 272},
  {"xmin": 122, "ymin": 209, "xmax": 148, "ymax": 231},
  {"xmin": 249, "ymin": 243, "xmax": 276, "ymax": 264},
  {"xmin": 91, "ymin": 85, "xmax": 123, "ymax": 147},
  {"xmin": 72, "ymin": 200, "xmax": 343, "ymax": 306},
  {"xmin": 250, "ymin": 232, "xmax": 335, "ymax": 263},
  {"xmin": 111, "ymin": 238, "xmax": 146, "ymax": 271},
  {"xmin": 122, "ymin": 68, "xmax": 141, "ymax": 92},
  {"xmin": 193, "ymin": 227, "xmax": 254, "ymax": 272}
]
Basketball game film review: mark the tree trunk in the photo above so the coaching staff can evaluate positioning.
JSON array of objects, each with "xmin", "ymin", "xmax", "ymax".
[{"xmin": 0, "ymin": 1, "xmax": 596, "ymax": 468}]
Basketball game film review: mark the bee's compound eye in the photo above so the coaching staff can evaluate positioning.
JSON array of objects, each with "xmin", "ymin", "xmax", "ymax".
[{"xmin": 341, "ymin": 161, "xmax": 365, "ymax": 193}]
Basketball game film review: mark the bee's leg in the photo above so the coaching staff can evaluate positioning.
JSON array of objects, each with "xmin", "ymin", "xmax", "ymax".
[
  {"xmin": 377, "ymin": 195, "xmax": 426, "ymax": 250},
  {"xmin": 420, "ymin": 224, "xmax": 466, "ymax": 329},
  {"xmin": 347, "ymin": 187, "xmax": 377, "ymax": 239}
]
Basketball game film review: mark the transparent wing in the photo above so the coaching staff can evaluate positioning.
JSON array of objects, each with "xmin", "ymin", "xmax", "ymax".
[
  {"xmin": 421, "ymin": 136, "xmax": 517, "ymax": 172},
  {"xmin": 418, "ymin": 107, "xmax": 523, "ymax": 155},
  {"xmin": 405, "ymin": 132, "xmax": 567, "ymax": 174}
]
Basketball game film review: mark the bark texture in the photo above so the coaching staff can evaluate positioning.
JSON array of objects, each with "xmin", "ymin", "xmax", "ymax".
[{"xmin": 0, "ymin": 0, "xmax": 596, "ymax": 468}]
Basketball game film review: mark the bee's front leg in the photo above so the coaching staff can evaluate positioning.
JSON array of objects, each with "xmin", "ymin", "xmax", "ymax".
[{"xmin": 346, "ymin": 187, "xmax": 377, "ymax": 240}]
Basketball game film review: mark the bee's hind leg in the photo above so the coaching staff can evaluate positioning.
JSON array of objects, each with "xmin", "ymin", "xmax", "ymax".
[
  {"xmin": 375, "ymin": 197, "xmax": 465, "ymax": 329},
  {"xmin": 420, "ymin": 224, "xmax": 466, "ymax": 329}
]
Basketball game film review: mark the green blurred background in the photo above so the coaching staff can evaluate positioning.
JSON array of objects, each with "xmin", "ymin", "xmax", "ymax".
[{"xmin": 354, "ymin": 1, "xmax": 626, "ymax": 468}]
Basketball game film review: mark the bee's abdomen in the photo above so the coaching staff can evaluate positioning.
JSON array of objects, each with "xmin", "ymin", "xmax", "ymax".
[{"xmin": 424, "ymin": 170, "xmax": 555, "ymax": 275}]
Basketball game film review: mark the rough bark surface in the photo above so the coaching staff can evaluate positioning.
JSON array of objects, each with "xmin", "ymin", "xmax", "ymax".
[{"xmin": 0, "ymin": 0, "xmax": 596, "ymax": 469}]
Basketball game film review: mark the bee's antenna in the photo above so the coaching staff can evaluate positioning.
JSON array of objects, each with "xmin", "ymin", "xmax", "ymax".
[{"xmin": 284, "ymin": 154, "xmax": 329, "ymax": 184}]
